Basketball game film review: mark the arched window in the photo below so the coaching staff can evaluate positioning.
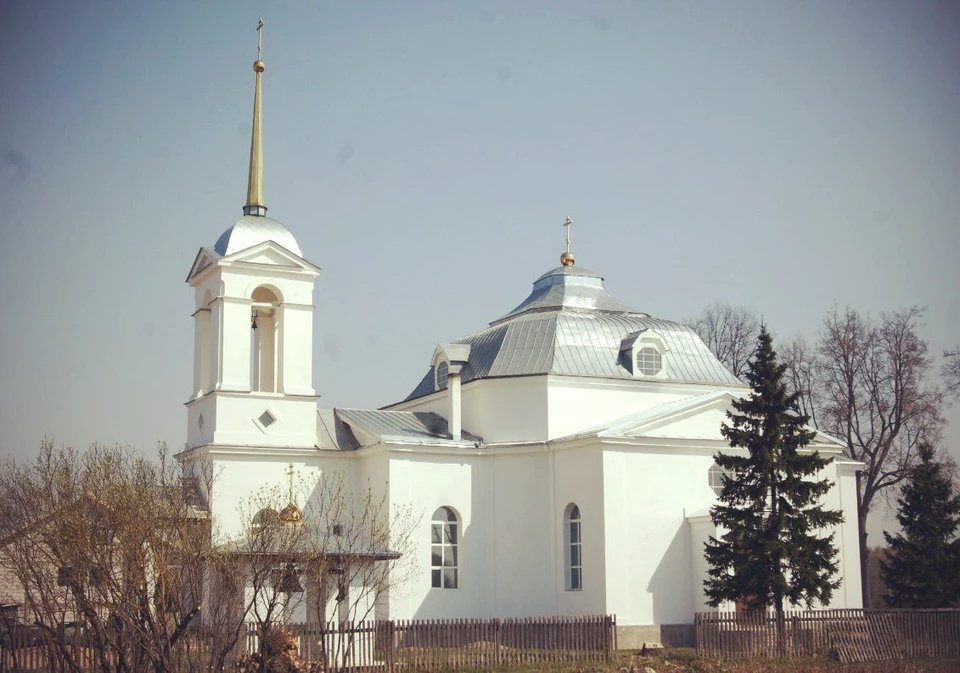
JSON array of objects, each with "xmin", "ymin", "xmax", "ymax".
[
  {"xmin": 251, "ymin": 286, "xmax": 280, "ymax": 392},
  {"xmin": 565, "ymin": 504, "xmax": 582, "ymax": 591},
  {"xmin": 431, "ymin": 507, "xmax": 458, "ymax": 589}
]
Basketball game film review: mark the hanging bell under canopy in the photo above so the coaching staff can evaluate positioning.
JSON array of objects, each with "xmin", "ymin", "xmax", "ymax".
[{"xmin": 275, "ymin": 563, "xmax": 303, "ymax": 594}]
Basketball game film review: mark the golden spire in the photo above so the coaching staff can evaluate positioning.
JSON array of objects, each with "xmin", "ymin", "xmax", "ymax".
[
  {"xmin": 560, "ymin": 215, "xmax": 575, "ymax": 267},
  {"xmin": 243, "ymin": 17, "xmax": 267, "ymax": 217}
]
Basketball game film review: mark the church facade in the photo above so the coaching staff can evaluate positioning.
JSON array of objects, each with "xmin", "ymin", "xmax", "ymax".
[{"xmin": 179, "ymin": 41, "xmax": 864, "ymax": 647}]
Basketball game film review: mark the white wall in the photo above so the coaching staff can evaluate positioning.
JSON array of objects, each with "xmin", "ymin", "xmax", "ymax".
[
  {"xmin": 547, "ymin": 377, "xmax": 696, "ymax": 440},
  {"xmin": 602, "ymin": 446, "xmax": 719, "ymax": 626},
  {"xmin": 826, "ymin": 460, "xmax": 864, "ymax": 609},
  {"xmin": 208, "ymin": 452, "xmax": 353, "ymax": 542},
  {"xmin": 489, "ymin": 451, "xmax": 553, "ymax": 616},
  {"xmin": 386, "ymin": 451, "xmax": 487, "ymax": 619},
  {"xmin": 393, "ymin": 377, "xmax": 550, "ymax": 443},
  {"xmin": 553, "ymin": 444, "xmax": 607, "ymax": 616},
  {"xmin": 394, "ymin": 375, "xmax": 733, "ymax": 445},
  {"xmin": 187, "ymin": 394, "xmax": 318, "ymax": 450},
  {"xmin": 687, "ymin": 513, "xmax": 714, "ymax": 616}
]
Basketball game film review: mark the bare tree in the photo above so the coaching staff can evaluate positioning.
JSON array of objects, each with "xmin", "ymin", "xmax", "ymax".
[
  {"xmin": 789, "ymin": 306, "xmax": 944, "ymax": 607},
  {"xmin": 229, "ymin": 469, "xmax": 419, "ymax": 673},
  {"xmin": 687, "ymin": 302, "xmax": 761, "ymax": 379},
  {"xmin": 0, "ymin": 441, "xmax": 220, "ymax": 673},
  {"xmin": 944, "ymin": 347, "xmax": 960, "ymax": 398},
  {"xmin": 782, "ymin": 335, "xmax": 820, "ymax": 428}
]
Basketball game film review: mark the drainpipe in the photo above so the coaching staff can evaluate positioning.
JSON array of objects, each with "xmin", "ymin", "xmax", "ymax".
[{"xmin": 448, "ymin": 364, "xmax": 463, "ymax": 441}]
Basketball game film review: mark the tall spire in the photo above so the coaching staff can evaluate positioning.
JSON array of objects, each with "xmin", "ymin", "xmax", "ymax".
[
  {"xmin": 244, "ymin": 18, "xmax": 267, "ymax": 217},
  {"xmin": 560, "ymin": 215, "xmax": 575, "ymax": 267}
]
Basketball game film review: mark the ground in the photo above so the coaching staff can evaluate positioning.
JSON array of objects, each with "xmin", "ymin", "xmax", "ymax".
[{"xmin": 476, "ymin": 649, "xmax": 960, "ymax": 673}]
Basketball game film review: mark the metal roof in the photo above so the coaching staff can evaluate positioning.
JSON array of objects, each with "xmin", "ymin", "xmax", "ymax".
[
  {"xmin": 492, "ymin": 266, "xmax": 644, "ymax": 324},
  {"xmin": 404, "ymin": 265, "xmax": 742, "ymax": 401},
  {"xmin": 316, "ymin": 408, "xmax": 361, "ymax": 451},
  {"xmin": 336, "ymin": 409, "xmax": 482, "ymax": 444},
  {"xmin": 214, "ymin": 215, "xmax": 303, "ymax": 257}
]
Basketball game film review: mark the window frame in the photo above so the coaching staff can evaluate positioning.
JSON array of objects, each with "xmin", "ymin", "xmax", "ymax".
[{"xmin": 430, "ymin": 506, "xmax": 459, "ymax": 589}]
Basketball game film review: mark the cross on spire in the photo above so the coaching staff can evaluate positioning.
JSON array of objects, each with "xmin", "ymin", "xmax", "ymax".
[{"xmin": 257, "ymin": 17, "xmax": 264, "ymax": 61}]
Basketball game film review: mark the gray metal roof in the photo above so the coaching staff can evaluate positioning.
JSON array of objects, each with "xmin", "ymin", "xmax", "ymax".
[
  {"xmin": 336, "ymin": 409, "xmax": 482, "ymax": 443},
  {"xmin": 493, "ymin": 266, "xmax": 644, "ymax": 324},
  {"xmin": 214, "ymin": 215, "xmax": 303, "ymax": 257},
  {"xmin": 403, "ymin": 266, "xmax": 741, "ymax": 401},
  {"xmin": 316, "ymin": 408, "xmax": 361, "ymax": 451}
]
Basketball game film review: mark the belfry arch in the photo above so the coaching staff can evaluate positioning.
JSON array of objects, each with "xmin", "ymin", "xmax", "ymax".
[{"xmin": 251, "ymin": 285, "xmax": 281, "ymax": 393}]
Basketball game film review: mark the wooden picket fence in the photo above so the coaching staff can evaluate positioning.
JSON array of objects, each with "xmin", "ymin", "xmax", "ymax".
[
  {"xmin": 248, "ymin": 614, "xmax": 617, "ymax": 671},
  {"xmin": 696, "ymin": 609, "xmax": 960, "ymax": 663},
  {"xmin": 0, "ymin": 628, "xmax": 101, "ymax": 673},
  {"xmin": 0, "ymin": 615, "xmax": 614, "ymax": 672}
]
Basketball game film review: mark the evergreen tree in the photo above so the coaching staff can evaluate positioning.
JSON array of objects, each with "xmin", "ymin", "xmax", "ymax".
[
  {"xmin": 705, "ymin": 326, "xmax": 844, "ymax": 624},
  {"xmin": 879, "ymin": 442, "xmax": 960, "ymax": 608}
]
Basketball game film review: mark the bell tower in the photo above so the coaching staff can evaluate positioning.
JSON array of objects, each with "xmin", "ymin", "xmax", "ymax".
[{"xmin": 184, "ymin": 19, "xmax": 321, "ymax": 451}]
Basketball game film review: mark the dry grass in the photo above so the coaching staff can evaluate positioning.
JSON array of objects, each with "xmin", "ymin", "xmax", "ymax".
[{"xmin": 449, "ymin": 649, "xmax": 960, "ymax": 673}]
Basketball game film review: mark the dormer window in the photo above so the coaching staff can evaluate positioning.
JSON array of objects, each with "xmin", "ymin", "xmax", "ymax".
[
  {"xmin": 436, "ymin": 361, "xmax": 449, "ymax": 391},
  {"xmin": 619, "ymin": 329, "xmax": 666, "ymax": 378},
  {"xmin": 431, "ymin": 343, "xmax": 470, "ymax": 393}
]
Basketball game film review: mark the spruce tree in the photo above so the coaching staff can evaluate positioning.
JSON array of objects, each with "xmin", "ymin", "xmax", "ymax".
[
  {"xmin": 879, "ymin": 443, "xmax": 960, "ymax": 608},
  {"xmin": 705, "ymin": 326, "xmax": 844, "ymax": 627}
]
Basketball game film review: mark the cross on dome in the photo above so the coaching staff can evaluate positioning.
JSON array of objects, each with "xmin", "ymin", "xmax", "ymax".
[
  {"xmin": 279, "ymin": 462, "xmax": 303, "ymax": 525},
  {"xmin": 560, "ymin": 215, "xmax": 575, "ymax": 267}
]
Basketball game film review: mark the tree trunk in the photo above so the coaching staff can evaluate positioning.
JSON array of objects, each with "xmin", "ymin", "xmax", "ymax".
[
  {"xmin": 775, "ymin": 595, "xmax": 786, "ymax": 658},
  {"xmin": 858, "ymin": 509, "xmax": 869, "ymax": 608},
  {"xmin": 856, "ymin": 470, "xmax": 869, "ymax": 608}
]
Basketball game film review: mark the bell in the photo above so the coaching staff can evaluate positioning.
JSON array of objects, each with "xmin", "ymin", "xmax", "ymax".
[
  {"xmin": 276, "ymin": 563, "xmax": 303, "ymax": 594},
  {"xmin": 251, "ymin": 310, "xmax": 259, "ymax": 330}
]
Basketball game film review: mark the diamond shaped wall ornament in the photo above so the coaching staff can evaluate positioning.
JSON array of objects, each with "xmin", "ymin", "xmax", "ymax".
[{"xmin": 258, "ymin": 410, "xmax": 276, "ymax": 428}]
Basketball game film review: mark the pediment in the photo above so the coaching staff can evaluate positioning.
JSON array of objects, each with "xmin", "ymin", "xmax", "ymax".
[
  {"xmin": 631, "ymin": 405, "xmax": 730, "ymax": 440},
  {"xmin": 602, "ymin": 391, "xmax": 736, "ymax": 441},
  {"xmin": 186, "ymin": 247, "xmax": 221, "ymax": 283},
  {"xmin": 222, "ymin": 240, "xmax": 321, "ymax": 275},
  {"xmin": 597, "ymin": 389, "xmax": 844, "ymax": 450}
]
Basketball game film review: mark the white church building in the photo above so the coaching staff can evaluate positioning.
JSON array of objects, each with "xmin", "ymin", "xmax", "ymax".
[{"xmin": 179, "ymin": 39, "xmax": 864, "ymax": 647}]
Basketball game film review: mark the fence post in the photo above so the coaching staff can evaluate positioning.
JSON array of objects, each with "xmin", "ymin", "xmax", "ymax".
[
  {"xmin": 494, "ymin": 618, "xmax": 501, "ymax": 668},
  {"xmin": 386, "ymin": 620, "xmax": 395, "ymax": 673}
]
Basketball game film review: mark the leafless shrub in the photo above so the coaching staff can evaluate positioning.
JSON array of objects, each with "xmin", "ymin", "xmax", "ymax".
[{"xmin": 0, "ymin": 441, "xmax": 217, "ymax": 672}]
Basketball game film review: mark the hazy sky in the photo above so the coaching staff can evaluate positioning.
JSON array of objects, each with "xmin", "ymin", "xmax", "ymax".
[{"xmin": 1, "ymin": 1, "xmax": 958, "ymax": 537}]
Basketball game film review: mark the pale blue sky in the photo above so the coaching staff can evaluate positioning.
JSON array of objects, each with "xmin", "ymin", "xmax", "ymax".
[{"xmin": 1, "ymin": 1, "xmax": 958, "ymax": 536}]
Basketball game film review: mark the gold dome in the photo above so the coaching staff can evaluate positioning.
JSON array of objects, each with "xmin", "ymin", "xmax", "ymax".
[
  {"xmin": 560, "ymin": 251, "xmax": 575, "ymax": 267},
  {"xmin": 254, "ymin": 60, "xmax": 265, "ymax": 73},
  {"xmin": 279, "ymin": 503, "xmax": 302, "ymax": 525}
]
